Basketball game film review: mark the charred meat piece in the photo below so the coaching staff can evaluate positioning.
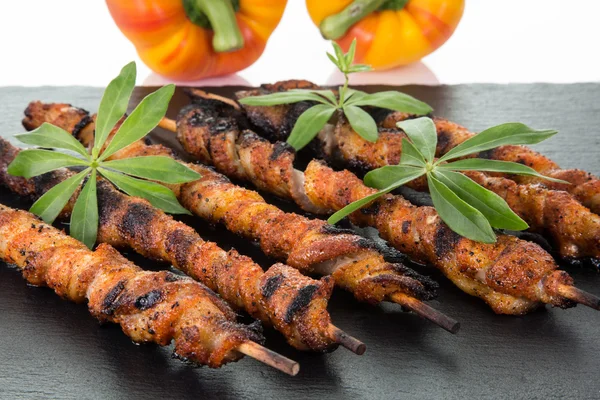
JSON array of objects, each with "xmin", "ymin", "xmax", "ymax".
[
  {"xmin": 231, "ymin": 82, "xmax": 600, "ymax": 261},
  {"xmin": 175, "ymin": 94, "xmax": 598, "ymax": 315},
  {"xmin": 302, "ymin": 159, "xmax": 597, "ymax": 314},
  {"xmin": 0, "ymin": 204, "xmax": 264, "ymax": 368},
  {"xmin": 329, "ymin": 117, "xmax": 600, "ymax": 260},
  {"xmin": 23, "ymin": 101, "xmax": 454, "ymax": 333},
  {"xmin": 235, "ymin": 80, "xmax": 319, "ymax": 143},
  {"xmin": 0, "ymin": 136, "xmax": 339, "ymax": 352}
]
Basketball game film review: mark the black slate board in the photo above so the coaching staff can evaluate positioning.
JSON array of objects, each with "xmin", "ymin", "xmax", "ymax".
[{"xmin": 1, "ymin": 84, "xmax": 599, "ymax": 400}]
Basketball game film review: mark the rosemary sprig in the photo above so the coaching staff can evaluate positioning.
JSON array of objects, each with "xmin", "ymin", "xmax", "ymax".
[{"xmin": 7, "ymin": 62, "xmax": 200, "ymax": 248}]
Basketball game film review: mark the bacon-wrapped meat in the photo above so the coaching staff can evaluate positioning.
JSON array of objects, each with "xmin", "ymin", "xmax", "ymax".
[
  {"xmin": 167, "ymin": 95, "xmax": 598, "ymax": 315},
  {"xmin": 0, "ymin": 203, "xmax": 273, "ymax": 369},
  {"xmin": 22, "ymin": 101, "xmax": 456, "ymax": 333},
  {"xmin": 0, "ymin": 136, "xmax": 346, "ymax": 353}
]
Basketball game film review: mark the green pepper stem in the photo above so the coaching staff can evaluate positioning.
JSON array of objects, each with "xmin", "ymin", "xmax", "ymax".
[
  {"xmin": 320, "ymin": 0, "xmax": 386, "ymax": 40},
  {"xmin": 189, "ymin": 0, "xmax": 244, "ymax": 53}
]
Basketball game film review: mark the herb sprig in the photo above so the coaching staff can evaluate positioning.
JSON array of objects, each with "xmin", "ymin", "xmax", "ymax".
[
  {"xmin": 238, "ymin": 39, "xmax": 432, "ymax": 150},
  {"xmin": 8, "ymin": 62, "xmax": 200, "ymax": 248},
  {"xmin": 327, "ymin": 117, "xmax": 567, "ymax": 243}
]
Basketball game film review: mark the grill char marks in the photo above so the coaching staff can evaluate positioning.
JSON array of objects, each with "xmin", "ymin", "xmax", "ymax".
[
  {"xmin": 101, "ymin": 280, "xmax": 126, "ymax": 316},
  {"xmin": 120, "ymin": 203, "xmax": 157, "ymax": 248},
  {"xmin": 270, "ymin": 141, "xmax": 294, "ymax": 161},
  {"xmin": 285, "ymin": 285, "xmax": 319, "ymax": 323},
  {"xmin": 235, "ymin": 80, "xmax": 319, "ymax": 142},
  {"xmin": 135, "ymin": 289, "xmax": 163, "ymax": 311},
  {"xmin": 434, "ymin": 225, "xmax": 462, "ymax": 260},
  {"xmin": 262, "ymin": 274, "xmax": 284, "ymax": 299},
  {"xmin": 0, "ymin": 205, "xmax": 264, "ymax": 368},
  {"xmin": 259, "ymin": 266, "xmax": 337, "ymax": 352},
  {"xmin": 1, "ymin": 134, "xmax": 337, "ymax": 352},
  {"xmin": 165, "ymin": 229, "xmax": 197, "ymax": 269}
]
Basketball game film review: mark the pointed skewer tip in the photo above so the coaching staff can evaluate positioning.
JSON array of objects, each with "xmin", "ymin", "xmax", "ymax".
[
  {"xmin": 390, "ymin": 293, "xmax": 460, "ymax": 334},
  {"xmin": 237, "ymin": 341, "xmax": 300, "ymax": 376}
]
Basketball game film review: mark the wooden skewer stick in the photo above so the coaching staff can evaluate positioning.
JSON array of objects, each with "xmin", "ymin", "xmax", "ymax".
[
  {"xmin": 390, "ymin": 293, "xmax": 460, "ymax": 334},
  {"xmin": 157, "ymin": 118, "xmax": 459, "ymax": 335},
  {"xmin": 185, "ymin": 88, "xmax": 242, "ymax": 110},
  {"xmin": 160, "ymin": 116, "xmax": 367, "ymax": 355},
  {"xmin": 159, "ymin": 115, "xmax": 456, "ymax": 334},
  {"xmin": 237, "ymin": 342, "xmax": 300, "ymax": 376},
  {"xmin": 159, "ymin": 117, "xmax": 177, "ymax": 133},
  {"xmin": 328, "ymin": 324, "xmax": 366, "ymax": 355},
  {"xmin": 556, "ymin": 284, "xmax": 600, "ymax": 311}
]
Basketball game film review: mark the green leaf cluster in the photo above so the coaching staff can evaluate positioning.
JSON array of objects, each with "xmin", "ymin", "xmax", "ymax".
[
  {"xmin": 238, "ymin": 39, "xmax": 432, "ymax": 151},
  {"xmin": 7, "ymin": 62, "xmax": 200, "ymax": 248},
  {"xmin": 327, "ymin": 118, "xmax": 567, "ymax": 243}
]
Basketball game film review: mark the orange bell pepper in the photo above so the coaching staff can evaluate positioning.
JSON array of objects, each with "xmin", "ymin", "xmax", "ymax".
[
  {"xmin": 306, "ymin": 0, "xmax": 464, "ymax": 69},
  {"xmin": 106, "ymin": 0, "xmax": 287, "ymax": 80}
]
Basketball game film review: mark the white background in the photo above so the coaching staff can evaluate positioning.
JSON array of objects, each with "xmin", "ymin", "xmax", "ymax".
[{"xmin": 1, "ymin": 0, "xmax": 599, "ymax": 87}]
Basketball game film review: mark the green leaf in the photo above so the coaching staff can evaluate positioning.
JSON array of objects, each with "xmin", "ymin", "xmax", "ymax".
[
  {"xmin": 427, "ymin": 173, "xmax": 496, "ymax": 243},
  {"xmin": 239, "ymin": 90, "xmax": 331, "ymax": 106},
  {"xmin": 286, "ymin": 104, "xmax": 336, "ymax": 150},
  {"xmin": 438, "ymin": 158, "xmax": 569, "ymax": 184},
  {"xmin": 396, "ymin": 117, "xmax": 437, "ymax": 163},
  {"xmin": 342, "ymin": 88, "xmax": 366, "ymax": 105},
  {"xmin": 70, "ymin": 169, "xmax": 98, "ymax": 248},
  {"xmin": 439, "ymin": 123, "xmax": 558, "ymax": 162},
  {"xmin": 347, "ymin": 91, "xmax": 432, "ymax": 115},
  {"xmin": 400, "ymin": 138, "xmax": 427, "ymax": 167},
  {"xmin": 99, "ymin": 168, "xmax": 190, "ymax": 214},
  {"xmin": 344, "ymin": 38, "xmax": 357, "ymax": 66},
  {"xmin": 30, "ymin": 168, "xmax": 90, "ymax": 224},
  {"xmin": 329, "ymin": 166, "xmax": 426, "ymax": 224},
  {"xmin": 326, "ymin": 52, "xmax": 341, "ymax": 70},
  {"xmin": 290, "ymin": 89, "xmax": 338, "ymax": 106},
  {"xmin": 347, "ymin": 64, "xmax": 372, "ymax": 73},
  {"xmin": 7, "ymin": 149, "xmax": 88, "ymax": 179},
  {"xmin": 332, "ymin": 42, "xmax": 346, "ymax": 69},
  {"xmin": 94, "ymin": 62, "xmax": 136, "ymax": 153},
  {"xmin": 363, "ymin": 165, "xmax": 426, "ymax": 189},
  {"xmin": 327, "ymin": 191, "xmax": 388, "ymax": 225},
  {"xmin": 101, "ymin": 156, "xmax": 201, "ymax": 184},
  {"xmin": 100, "ymin": 84, "xmax": 175, "ymax": 161},
  {"xmin": 343, "ymin": 105, "xmax": 378, "ymax": 142},
  {"xmin": 15, "ymin": 123, "xmax": 90, "ymax": 159},
  {"xmin": 433, "ymin": 170, "xmax": 528, "ymax": 231}
]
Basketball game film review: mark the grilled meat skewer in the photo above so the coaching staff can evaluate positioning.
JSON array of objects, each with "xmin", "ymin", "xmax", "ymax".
[
  {"xmin": 0, "ymin": 137, "xmax": 357, "ymax": 354},
  {"xmin": 380, "ymin": 112, "xmax": 600, "ymax": 215},
  {"xmin": 0, "ymin": 203, "xmax": 299, "ymax": 374},
  {"xmin": 161, "ymin": 97, "xmax": 597, "ymax": 315},
  {"xmin": 23, "ymin": 102, "xmax": 456, "ymax": 334},
  {"xmin": 322, "ymin": 118, "xmax": 600, "ymax": 261},
  {"xmin": 233, "ymin": 82, "xmax": 600, "ymax": 261}
]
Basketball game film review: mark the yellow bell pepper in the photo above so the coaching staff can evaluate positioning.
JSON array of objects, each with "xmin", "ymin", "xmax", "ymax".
[{"xmin": 306, "ymin": 0, "xmax": 465, "ymax": 69}]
